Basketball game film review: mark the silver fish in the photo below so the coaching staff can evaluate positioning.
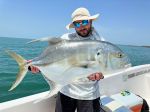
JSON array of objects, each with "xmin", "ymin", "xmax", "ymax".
[{"xmin": 6, "ymin": 37, "xmax": 131, "ymax": 100}]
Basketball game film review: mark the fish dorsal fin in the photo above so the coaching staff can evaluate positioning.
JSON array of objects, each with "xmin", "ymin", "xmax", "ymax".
[
  {"xmin": 27, "ymin": 36, "xmax": 67, "ymax": 45},
  {"xmin": 48, "ymin": 37, "xmax": 64, "ymax": 45}
]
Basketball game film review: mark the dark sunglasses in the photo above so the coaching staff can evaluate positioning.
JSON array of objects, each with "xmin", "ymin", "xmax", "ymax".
[{"xmin": 73, "ymin": 20, "xmax": 89, "ymax": 28}]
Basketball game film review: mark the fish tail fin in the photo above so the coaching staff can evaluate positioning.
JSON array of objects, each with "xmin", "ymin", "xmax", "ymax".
[{"xmin": 6, "ymin": 50, "xmax": 28, "ymax": 91}]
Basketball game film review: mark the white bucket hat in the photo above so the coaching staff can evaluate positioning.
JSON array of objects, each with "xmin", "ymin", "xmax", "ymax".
[{"xmin": 66, "ymin": 7, "xmax": 99, "ymax": 30}]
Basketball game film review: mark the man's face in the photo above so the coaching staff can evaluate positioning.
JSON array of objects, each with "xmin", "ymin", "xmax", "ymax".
[{"xmin": 73, "ymin": 20, "xmax": 92, "ymax": 37}]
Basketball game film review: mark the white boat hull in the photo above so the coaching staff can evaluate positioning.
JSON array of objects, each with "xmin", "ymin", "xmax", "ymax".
[{"xmin": 0, "ymin": 64, "xmax": 150, "ymax": 112}]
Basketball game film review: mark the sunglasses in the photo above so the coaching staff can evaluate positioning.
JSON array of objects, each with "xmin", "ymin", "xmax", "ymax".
[{"xmin": 73, "ymin": 20, "xmax": 89, "ymax": 28}]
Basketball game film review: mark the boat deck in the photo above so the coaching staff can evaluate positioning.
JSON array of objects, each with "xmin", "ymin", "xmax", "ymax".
[{"xmin": 0, "ymin": 64, "xmax": 150, "ymax": 112}]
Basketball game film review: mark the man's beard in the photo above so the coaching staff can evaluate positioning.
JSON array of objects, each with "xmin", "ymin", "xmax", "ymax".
[{"xmin": 76, "ymin": 27, "xmax": 92, "ymax": 37}]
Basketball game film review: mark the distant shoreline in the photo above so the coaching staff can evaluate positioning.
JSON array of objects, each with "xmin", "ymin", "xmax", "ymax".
[
  {"xmin": 141, "ymin": 46, "xmax": 150, "ymax": 48},
  {"xmin": 0, "ymin": 37, "xmax": 149, "ymax": 48},
  {"xmin": 118, "ymin": 44, "xmax": 150, "ymax": 48}
]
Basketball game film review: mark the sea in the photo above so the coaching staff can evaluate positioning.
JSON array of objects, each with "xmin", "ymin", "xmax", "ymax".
[{"xmin": 0, "ymin": 37, "xmax": 150, "ymax": 103}]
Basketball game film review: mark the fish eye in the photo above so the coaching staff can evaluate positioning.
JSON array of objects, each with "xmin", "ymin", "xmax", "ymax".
[
  {"xmin": 97, "ymin": 52, "xmax": 100, "ymax": 55},
  {"xmin": 117, "ymin": 53, "xmax": 123, "ymax": 58},
  {"xmin": 119, "ymin": 54, "xmax": 122, "ymax": 57},
  {"xmin": 96, "ymin": 48, "xmax": 103, "ymax": 56}
]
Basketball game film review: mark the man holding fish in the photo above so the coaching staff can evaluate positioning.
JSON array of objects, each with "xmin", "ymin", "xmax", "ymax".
[{"xmin": 30, "ymin": 7, "xmax": 104, "ymax": 112}]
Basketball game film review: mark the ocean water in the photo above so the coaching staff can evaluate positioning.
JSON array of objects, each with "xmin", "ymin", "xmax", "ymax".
[{"xmin": 0, "ymin": 37, "xmax": 150, "ymax": 103}]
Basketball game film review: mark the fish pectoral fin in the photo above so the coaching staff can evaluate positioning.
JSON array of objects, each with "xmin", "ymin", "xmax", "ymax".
[{"xmin": 75, "ymin": 61, "xmax": 97, "ymax": 68}]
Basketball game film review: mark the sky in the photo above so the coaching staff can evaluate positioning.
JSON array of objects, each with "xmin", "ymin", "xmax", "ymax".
[{"xmin": 0, "ymin": 0, "xmax": 150, "ymax": 45}]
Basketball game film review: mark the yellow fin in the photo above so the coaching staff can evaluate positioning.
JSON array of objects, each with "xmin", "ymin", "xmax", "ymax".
[{"xmin": 6, "ymin": 50, "xmax": 28, "ymax": 91}]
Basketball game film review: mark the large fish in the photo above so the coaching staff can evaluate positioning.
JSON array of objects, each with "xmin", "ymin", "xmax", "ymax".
[{"xmin": 6, "ymin": 37, "xmax": 131, "ymax": 100}]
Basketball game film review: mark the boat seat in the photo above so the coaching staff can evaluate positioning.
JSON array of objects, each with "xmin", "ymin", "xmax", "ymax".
[
  {"xmin": 112, "ymin": 91, "xmax": 143, "ymax": 112},
  {"xmin": 101, "ymin": 91, "xmax": 144, "ymax": 112},
  {"xmin": 101, "ymin": 95, "xmax": 132, "ymax": 112}
]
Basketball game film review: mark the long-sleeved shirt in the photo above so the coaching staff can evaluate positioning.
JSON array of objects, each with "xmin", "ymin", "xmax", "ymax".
[{"xmin": 60, "ymin": 27, "xmax": 102, "ymax": 100}]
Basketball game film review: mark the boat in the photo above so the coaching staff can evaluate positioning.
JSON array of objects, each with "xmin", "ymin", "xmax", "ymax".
[{"xmin": 0, "ymin": 64, "xmax": 150, "ymax": 112}]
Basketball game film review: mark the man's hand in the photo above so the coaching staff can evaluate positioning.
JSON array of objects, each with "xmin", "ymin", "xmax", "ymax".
[
  {"xmin": 28, "ymin": 66, "xmax": 40, "ymax": 74},
  {"xmin": 88, "ymin": 72, "xmax": 104, "ymax": 81},
  {"xmin": 27, "ymin": 60, "xmax": 40, "ymax": 74}
]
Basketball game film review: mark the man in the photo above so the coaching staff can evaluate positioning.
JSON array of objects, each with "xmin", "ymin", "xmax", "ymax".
[{"xmin": 29, "ymin": 7, "xmax": 104, "ymax": 112}]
